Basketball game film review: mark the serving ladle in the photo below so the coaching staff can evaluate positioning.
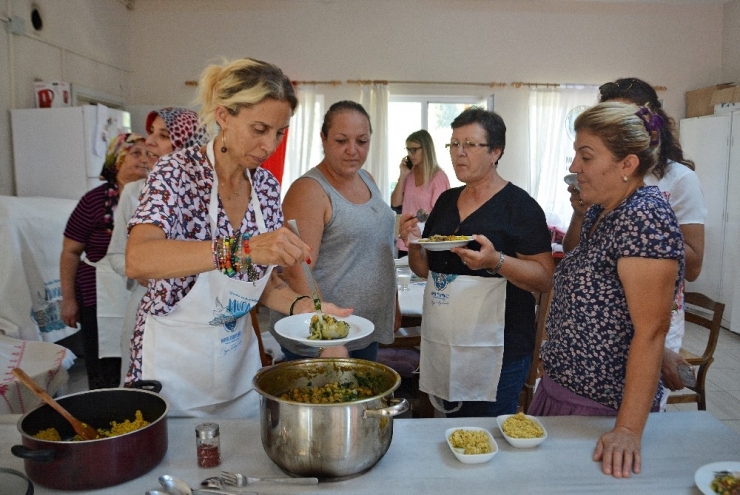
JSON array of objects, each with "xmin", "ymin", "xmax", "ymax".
[{"xmin": 12, "ymin": 367, "xmax": 99, "ymax": 440}]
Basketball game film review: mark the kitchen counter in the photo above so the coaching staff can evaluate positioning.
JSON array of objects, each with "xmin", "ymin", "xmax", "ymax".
[{"xmin": 1, "ymin": 411, "xmax": 737, "ymax": 494}]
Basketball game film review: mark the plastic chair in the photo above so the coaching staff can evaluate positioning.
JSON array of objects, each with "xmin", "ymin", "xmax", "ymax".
[
  {"xmin": 519, "ymin": 289, "xmax": 553, "ymax": 413},
  {"xmin": 666, "ymin": 291, "xmax": 724, "ymax": 410}
]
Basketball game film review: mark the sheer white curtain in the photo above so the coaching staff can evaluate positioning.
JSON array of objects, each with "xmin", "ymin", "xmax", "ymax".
[
  {"xmin": 528, "ymin": 86, "xmax": 599, "ymax": 230},
  {"xmin": 283, "ymin": 84, "xmax": 319, "ymax": 195},
  {"xmin": 359, "ymin": 83, "xmax": 390, "ymax": 203}
]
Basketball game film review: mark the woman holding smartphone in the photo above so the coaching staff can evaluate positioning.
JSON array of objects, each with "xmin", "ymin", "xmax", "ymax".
[{"xmin": 390, "ymin": 130, "xmax": 449, "ymax": 257}]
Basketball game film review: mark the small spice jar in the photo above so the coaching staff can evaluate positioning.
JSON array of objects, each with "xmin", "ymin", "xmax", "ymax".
[{"xmin": 195, "ymin": 422, "xmax": 221, "ymax": 468}]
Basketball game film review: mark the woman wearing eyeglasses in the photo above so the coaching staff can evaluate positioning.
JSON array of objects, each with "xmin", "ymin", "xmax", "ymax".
[
  {"xmin": 399, "ymin": 107, "xmax": 554, "ymax": 418},
  {"xmin": 563, "ymin": 77, "xmax": 706, "ymax": 411},
  {"xmin": 390, "ymin": 130, "xmax": 450, "ymax": 257}
]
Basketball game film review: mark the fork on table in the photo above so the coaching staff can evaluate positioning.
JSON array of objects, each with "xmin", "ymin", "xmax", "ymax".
[{"xmin": 220, "ymin": 471, "xmax": 319, "ymax": 486}]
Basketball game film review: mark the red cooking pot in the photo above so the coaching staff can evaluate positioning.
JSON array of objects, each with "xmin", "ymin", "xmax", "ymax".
[{"xmin": 12, "ymin": 381, "xmax": 167, "ymax": 491}]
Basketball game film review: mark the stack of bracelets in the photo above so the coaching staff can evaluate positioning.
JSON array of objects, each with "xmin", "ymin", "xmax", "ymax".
[{"xmin": 212, "ymin": 232, "xmax": 258, "ymax": 280}]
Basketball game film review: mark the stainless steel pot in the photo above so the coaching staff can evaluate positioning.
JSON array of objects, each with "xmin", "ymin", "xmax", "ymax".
[{"xmin": 253, "ymin": 358, "xmax": 409, "ymax": 480}]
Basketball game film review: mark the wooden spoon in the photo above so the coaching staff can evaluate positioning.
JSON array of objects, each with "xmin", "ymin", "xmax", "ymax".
[{"xmin": 12, "ymin": 367, "xmax": 99, "ymax": 440}]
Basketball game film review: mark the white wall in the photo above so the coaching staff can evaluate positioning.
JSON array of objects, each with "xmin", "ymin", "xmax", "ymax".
[
  {"xmin": 0, "ymin": 0, "xmax": 732, "ymax": 195},
  {"xmin": 1, "ymin": 0, "xmax": 132, "ymax": 195},
  {"xmin": 723, "ymin": 0, "xmax": 740, "ymax": 82},
  {"xmin": 128, "ymin": 0, "xmax": 724, "ymax": 189}
]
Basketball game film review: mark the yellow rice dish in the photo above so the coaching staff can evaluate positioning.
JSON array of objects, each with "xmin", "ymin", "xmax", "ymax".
[
  {"xmin": 280, "ymin": 382, "xmax": 374, "ymax": 404},
  {"xmin": 501, "ymin": 412, "xmax": 545, "ymax": 439},
  {"xmin": 448, "ymin": 429, "xmax": 493, "ymax": 455},
  {"xmin": 33, "ymin": 410, "xmax": 149, "ymax": 441}
]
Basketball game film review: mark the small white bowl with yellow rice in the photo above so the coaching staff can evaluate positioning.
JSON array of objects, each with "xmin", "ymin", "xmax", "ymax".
[
  {"xmin": 445, "ymin": 427, "xmax": 498, "ymax": 464},
  {"xmin": 496, "ymin": 413, "xmax": 547, "ymax": 448}
]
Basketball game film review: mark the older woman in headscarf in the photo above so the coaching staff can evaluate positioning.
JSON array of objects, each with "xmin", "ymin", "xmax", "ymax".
[
  {"xmin": 60, "ymin": 132, "xmax": 147, "ymax": 389},
  {"xmin": 107, "ymin": 107, "xmax": 208, "ymax": 382}
]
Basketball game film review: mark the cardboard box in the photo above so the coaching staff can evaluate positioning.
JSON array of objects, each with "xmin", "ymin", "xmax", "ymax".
[
  {"xmin": 34, "ymin": 81, "xmax": 71, "ymax": 108},
  {"xmin": 685, "ymin": 83, "xmax": 737, "ymax": 118}
]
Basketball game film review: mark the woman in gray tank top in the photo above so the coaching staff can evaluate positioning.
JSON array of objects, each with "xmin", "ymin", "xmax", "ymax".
[{"xmin": 269, "ymin": 101, "xmax": 397, "ymax": 361}]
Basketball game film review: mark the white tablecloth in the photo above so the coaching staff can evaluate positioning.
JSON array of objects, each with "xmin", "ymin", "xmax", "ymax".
[
  {"xmin": 1, "ymin": 411, "xmax": 737, "ymax": 493},
  {"xmin": 398, "ymin": 281, "xmax": 425, "ymax": 317},
  {"xmin": 0, "ymin": 196, "xmax": 78, "ymax": 342},
  {"xmin": 0, "ymin": 335, "xmax": 74, "ymax": 414}
]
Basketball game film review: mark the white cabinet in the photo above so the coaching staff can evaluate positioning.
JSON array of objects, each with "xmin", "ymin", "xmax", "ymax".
[
  {"xmin": 11, "ymin": 106, "xmax": 131, "ymax": 201},
  {"xmin": 680, "ymin": 111, "xmax": 740, "ymax": 333}
]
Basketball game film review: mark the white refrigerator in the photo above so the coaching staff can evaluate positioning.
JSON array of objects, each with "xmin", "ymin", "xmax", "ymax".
[{"xmin": 11, "ymin": 105, "xmax": 131, "ymax": 201}]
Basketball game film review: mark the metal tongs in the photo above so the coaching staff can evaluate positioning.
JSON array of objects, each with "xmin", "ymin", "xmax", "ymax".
[{"xmin": 286, "ymin": 219, "xmax": 322, "ymax": 314}]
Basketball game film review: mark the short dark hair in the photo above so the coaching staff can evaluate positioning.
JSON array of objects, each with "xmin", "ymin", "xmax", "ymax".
[{"xmin": 451, "ymin": 107, "xmax": 506, "ymax": 164}]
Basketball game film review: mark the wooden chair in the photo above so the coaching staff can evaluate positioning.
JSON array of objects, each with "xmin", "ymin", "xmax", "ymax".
[
  {"xmin": 519, "ymin": 289, "xmax": 553, "ymax": 413},
  {"xmin": 377, "ymin": 324, "xmax": 434, "ymax": 418},
  {"xmin": 250, "ymin": 305, "xmax": 273, "ymax": 367},
  {"xmin": 666, "ymin": 291, "xmax": 724, "ymax": 410}
]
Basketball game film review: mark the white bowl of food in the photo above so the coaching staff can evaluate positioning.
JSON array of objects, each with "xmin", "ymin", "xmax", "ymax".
[
  {"xmin": 445, "ymin": 427, "xmax": 498, "ymax": 464},
  {"xmin": 496, "ymin": 413, "xmax": 547, "ymax": 448}
]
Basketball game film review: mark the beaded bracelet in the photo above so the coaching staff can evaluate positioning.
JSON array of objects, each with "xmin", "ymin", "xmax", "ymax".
[
  {"xmin": 211, "ymin": 233, "xmax": 258, "ymax": 280},
  {"xmin": 290, "ymin": 295, "xmax": 310, "ymax": 316}
]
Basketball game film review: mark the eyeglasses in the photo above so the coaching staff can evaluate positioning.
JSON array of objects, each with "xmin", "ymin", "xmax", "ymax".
[
  {"xmin": 445, "ymin": 141, "xmax": 490, "ymax": 153},
  {"xmin": 405, "ymin": 146, "xmax": 422, "ymax": 154},
  {"xmin": 599, "ymin": 80, "xmax": 635, "ymax": 99},
  {"xmin": 127, "ymin": 149, "xmax": 146, "ymax": 159}
]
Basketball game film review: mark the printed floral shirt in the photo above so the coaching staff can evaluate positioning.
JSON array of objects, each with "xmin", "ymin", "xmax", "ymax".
[
  {"xmin": 125, "ymin": 145, "xmax": 283, "ymax": 381},
  {"xmin": 541, "ymin": 186, "xmax": 685, "ymax": 410}
]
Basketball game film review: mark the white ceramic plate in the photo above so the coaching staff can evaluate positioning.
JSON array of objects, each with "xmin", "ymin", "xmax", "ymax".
[
  {"xmin": 445, "ymin": 427, "xmax": 498, "ymax": 464},
  {"xmin": 274, "ymin": 314, "xmax": 374, "ymax": 347},
  {"xmin": 496, "ymin": 414, "xmax": 548, "ymax": 448},
  {"xmin": 412, "ymin": 237, "xmax": 473, "ymax": 251},
  {"xmin": 694, "ymin": 461, "xmax": 740, "ymax": 495}
]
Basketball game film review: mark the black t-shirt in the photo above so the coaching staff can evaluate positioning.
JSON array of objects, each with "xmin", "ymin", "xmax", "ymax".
[{"xmin": 424, "ymin": 182, "xmax": 552, "ymax": 362}]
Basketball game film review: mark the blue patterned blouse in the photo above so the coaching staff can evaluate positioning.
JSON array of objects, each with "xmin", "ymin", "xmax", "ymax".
[{"xmin": 541, "ymin": 185, "xmax": 685, "ymax": 410}]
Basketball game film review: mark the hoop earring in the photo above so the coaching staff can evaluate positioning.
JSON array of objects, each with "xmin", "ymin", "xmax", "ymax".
[{"xmin": 220, "ymin": 133, "xmax": 227, "ymax": 153}]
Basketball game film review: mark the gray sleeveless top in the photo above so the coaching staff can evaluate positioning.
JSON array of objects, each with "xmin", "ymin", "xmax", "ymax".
[{"xmin": 270, "ymin": 168, "xmax": 396, "ymax": 356}]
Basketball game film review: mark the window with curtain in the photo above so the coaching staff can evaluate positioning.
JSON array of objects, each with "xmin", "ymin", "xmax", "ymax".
[
  {"xmin": 387, "ymin": 96, "xmax": 489, "ymax": 194},
  {"xmin": 282, "ymin": 85, "xmax": 324, "ymax": 196},
  {"xmin": 528, "ymin": 86, "xmax": 599, "ymax": 230}
]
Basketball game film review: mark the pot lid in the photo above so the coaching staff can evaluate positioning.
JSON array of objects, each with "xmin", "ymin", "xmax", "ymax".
[{"xmin": 0, "ymin": 467, "xmax": 34, "ymax": 495}]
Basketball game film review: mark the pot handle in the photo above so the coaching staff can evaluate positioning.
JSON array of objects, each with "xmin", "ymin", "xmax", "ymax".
[
  {"xmin": 363, "ymin": 398, "xmax": 409, "ymax": 419},
  {"xmin": 127, "ymin": 380, "xmax": 162, "ymax": 393},
  {"xmin": 11, "ymin": 444, "xmax": 55, "ymax": 463}
]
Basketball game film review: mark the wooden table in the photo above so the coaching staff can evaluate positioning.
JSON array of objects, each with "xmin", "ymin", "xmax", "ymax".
[{"xmin": 1, "ymin": 411, "xmax": 737, "ymax": 494}]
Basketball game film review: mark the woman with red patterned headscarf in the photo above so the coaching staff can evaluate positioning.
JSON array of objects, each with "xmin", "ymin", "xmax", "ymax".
[{"xmin": 107, "ymin": 108, "xmax": 208, "ymax": 384}]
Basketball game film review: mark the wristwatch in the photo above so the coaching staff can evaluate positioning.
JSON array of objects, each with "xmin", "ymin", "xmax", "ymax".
[{"xmin": 486, "ymin": 252, "xmax": 505, "ymax": 276}]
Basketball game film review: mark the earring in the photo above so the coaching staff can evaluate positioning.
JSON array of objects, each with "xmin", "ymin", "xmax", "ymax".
[
  {"xmin": 220, "ymin": 133, "xmax": 227, "ymax": 153},
  {"xmin": 623, "ymin": 176, "xmax": 628, "ymax": 183}
]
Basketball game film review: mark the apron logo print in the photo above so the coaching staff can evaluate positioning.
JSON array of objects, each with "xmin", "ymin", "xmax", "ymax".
[
  {"xmin": 431, "ymin": 271, "xmax": 457, "ymax": 291},
  {"xmin": 209, "ymin": 297, "xmax": 238, "ymax": 331}
]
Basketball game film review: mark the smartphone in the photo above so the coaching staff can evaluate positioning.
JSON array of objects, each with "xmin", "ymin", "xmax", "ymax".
[{"xmin": 405, "ymin": 156, "xmax": 413, "ymax": 169}]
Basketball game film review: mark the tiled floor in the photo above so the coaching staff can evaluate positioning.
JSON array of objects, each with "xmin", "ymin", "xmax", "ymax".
[{"xmin": 65, "ymin": 315, "xmax": 740, "ymax": 432}]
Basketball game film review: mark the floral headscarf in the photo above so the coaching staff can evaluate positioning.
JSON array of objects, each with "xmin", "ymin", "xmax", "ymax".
[
  {"xmin": 99, "ymin": 132, "xmax": 145, "ymax": 234},
  {"xmin": 145, "ymin": 107, "xmax": 208, "ymax": 151}
]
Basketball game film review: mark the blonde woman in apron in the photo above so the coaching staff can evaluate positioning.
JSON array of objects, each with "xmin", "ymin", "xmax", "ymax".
[
  {"xmin": 400, "ymin": 107, "xmax": 554, "ymax": 417},
  {"xmin": 123, "ymin": 58, "xmax": 350, "ymax": 417}
]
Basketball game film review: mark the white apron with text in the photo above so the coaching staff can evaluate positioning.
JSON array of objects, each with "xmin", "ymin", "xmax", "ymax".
[
  {"xmin": 142, "ymin": 139, "xmax": 269, "ymax": 418},
  {"xmin": 419, "ymin": 271, "xmax": 507, "ymax": 409}
]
